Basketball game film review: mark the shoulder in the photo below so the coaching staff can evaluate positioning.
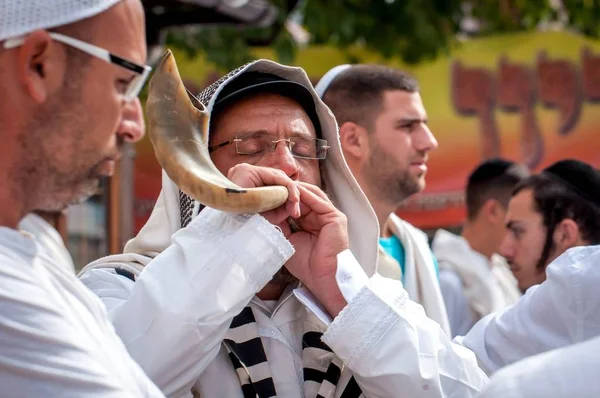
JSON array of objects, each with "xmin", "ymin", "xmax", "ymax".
[
  {"xmin": 388, "ymin": 214, "xmax": 429, "ymax": 242},
  {"xmin": 439, "ymin": 269, "xmax": 465, "ymax": 299}
]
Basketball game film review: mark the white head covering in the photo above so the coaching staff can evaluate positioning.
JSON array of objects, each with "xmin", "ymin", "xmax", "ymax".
[
  {"xmin": 314, "ymin": 64, "xmax": 351, "ymax": 98},
  {"xmin": 0, "ymin": 0, "xmax": 122, "ymax": 41},
  {"xmin": 119, "ymin": 59, "xmax": 381, "ymax": 277}
]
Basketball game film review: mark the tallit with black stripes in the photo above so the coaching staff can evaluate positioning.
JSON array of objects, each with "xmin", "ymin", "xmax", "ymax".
[{"xmin": 224, "ymin": 306, "xmax": 363, "ymax": 398}]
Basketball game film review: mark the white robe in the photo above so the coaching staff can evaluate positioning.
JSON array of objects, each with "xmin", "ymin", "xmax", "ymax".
[
  {"xmin": 432, "ymin": 229, "xmax": 521, "ymax": 337},
  {"xmin": 0, "ymin": 225, "xmax": 162, "ymax": 397},
  {"xmin": 379, "ymin": 214, "xmax": 451, "ymax": 337},
  {"xmin": 79, "ymin": 205, "xmax": 488, "ymax": 398},
  {"xmin": 477, "ymin": 335, "xmax": 600, "ymax": 398},
  {"xmin": 79, "ymin": 59, "xmax": 486, "ymax": 397},
  {"xmin": 456, "ymin": 245, "xmax": 600, "ymax": 374}
]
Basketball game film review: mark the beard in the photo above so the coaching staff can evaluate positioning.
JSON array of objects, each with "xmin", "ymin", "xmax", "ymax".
[
  {"xmin": 268, "ymin": 266, "xmax": 299, "ymax": 287},
  {"xmin": 17, "ymin": 69, "xmax": 115, "ymax": 212},
  {"xmin": 362, "ymin": 138, "xmax": 425, "ymax": 205}
]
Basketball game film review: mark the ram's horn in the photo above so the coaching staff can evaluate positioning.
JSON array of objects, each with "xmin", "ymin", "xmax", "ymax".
[{"xmin": 145, "ymin": 50, "xmax": 289, "ymax": 213}]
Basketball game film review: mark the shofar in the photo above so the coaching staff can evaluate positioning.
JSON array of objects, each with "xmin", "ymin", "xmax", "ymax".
[{"xmin": 146, "ymin": 50, "xmax": 289, "ymax": 213}]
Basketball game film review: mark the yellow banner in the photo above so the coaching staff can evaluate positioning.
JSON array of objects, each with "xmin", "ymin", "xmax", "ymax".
[{"xmin": 134, "ymin": 31, "xmax": 600, "ymax": 231}]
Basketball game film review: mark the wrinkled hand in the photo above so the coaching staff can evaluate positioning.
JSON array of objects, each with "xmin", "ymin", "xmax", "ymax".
[
  {"xmin": 228, "ymin": 164, "xmax": 349, "ymax": 316},
  {"xmin": 281, "ymin": 183, "xmax": 349, "ymax": 317},
  {"xmin": 227, "ymin": 163, "xmax": 301, "ymax": 223}
]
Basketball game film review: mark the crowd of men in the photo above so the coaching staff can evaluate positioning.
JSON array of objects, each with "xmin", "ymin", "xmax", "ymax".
[{"xmin": 1, "ymin": 0, "xmax": 600, "ymax": 397}]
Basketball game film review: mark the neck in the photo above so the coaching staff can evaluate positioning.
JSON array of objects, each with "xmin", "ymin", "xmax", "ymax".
[
  {"xmin": 374, "ymin": 200, "xmax": 397, "ymax": 238},
  {"xmin": 461, "ymin": 221, "xmax": 495, "ymax": 261},
  {"xmin": 256, "ymin": 283, "xmax": 286, "ymax": 301},
  {"xmin": 352, "ymin": 170, "xmax": 398, "ymax": 238},
  {"xmin": 0, "ymin": 162, "xmax": 27, "ymax": 230},
  {"xmin": 0, "ymin": 119, "xmax": 30, "ymax": 229}
]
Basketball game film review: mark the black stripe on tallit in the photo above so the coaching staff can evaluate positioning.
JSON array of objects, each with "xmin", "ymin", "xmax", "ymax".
[
  {"xmin": 241, "ymin": 384, "xmax": 258, "ymax": 398},
  {"xmin": 114, "ymin": 268, "xmax": 136, "ymax": 282},
  {"xmin": 323, "ymin": 361, "xmax": 342, "ymax": 385},
  {"xmin": 251, "ymin": 377, "xmax": 277, "ymax": 398},
  {"xmin": 227, "ymin": 344, "xmax": 276, "ymax": 398},
  {"xmin": 230, "ymin": 307, "xmax": 256, "ymax": 328},
  {"xmin": 302, "ymin": 331, "xmax": 333, "ymax": 352},
  {"xmin": 339, "ymin": 377, "xmax": 362, "ymax": 398},
  {"xmin": 303, "ymin": 367, "xmax": 326, "ymax": 383},
  {"xmin": 224, "ymin": 337, "xmax": 268, "ymax": 367}
]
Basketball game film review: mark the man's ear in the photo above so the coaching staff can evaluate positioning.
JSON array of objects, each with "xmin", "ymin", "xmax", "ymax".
[
  {"xmin": 16, "ymin": 30, "xmax": 58, "ymax": 103},
  {"xmin": 482, "ymin": 199, "xmax": 504, "ymax": 224},
  {"xmin": 553, "ymin": 219, "xmax": 581, "ymax": 251},
  {"xmin": 339, "ymin": 121, "xmax": 369, "ymax": 161}
]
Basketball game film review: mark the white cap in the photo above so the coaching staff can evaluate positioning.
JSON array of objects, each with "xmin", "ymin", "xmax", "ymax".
[
  {"xmin": 0, "ymin": 0, "xmax": 122, "ymax": 42},
  {"xmin": 314, "ymin": 64, "xmax": 352, "ymax": 98}
]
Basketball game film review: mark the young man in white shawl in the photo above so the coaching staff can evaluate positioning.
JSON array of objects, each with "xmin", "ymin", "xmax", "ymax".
[
  {"xmin": 0, "ymin": 0, "xmax": 165, "ymax": 395},
  {"xmin": 476, "ymin": 245, "xmax": 600, "ymax": 398},
  {"xmin": 432, "ymin": 159, "xmax": 527, "ymax": 336},
  {"xmin": 315, "ymin": 64, "xmax": 451, "ymax": 336},
  {"xmin": 457, "ymin": 159, "xmax": 600, "ymax": 375},
  {"xmin": 79, "ymin": 61, "xmax": 487, "ymax": 397}
]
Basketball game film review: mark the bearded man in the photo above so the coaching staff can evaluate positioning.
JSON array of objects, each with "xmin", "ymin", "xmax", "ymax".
[
  {"xmin": 79, "ymin": 60, "xmax": 487, "ymax": 397},
  {"xmin": 316, "ymin": 64, "xmax": 450, "ymax": 335}
]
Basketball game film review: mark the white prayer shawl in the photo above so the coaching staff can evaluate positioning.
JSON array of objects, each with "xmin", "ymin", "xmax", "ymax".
[
  {"xmin": 432, "ymin": 229, "xmax": 520, "ymax": 326},
  {"xmin": 383, "ymin": 214, "xmax": 451, "ymax": 337},
  {"xmin": 0, "ymin": 227, "xmax": 163, "ymax": 396},
  {"xmin": 18, "ymin": 213, "xmax": 75, "ymax": 272},
  {"xmin": 457, "ymin": 245, "xmax": 600, "ymax": 374},
  {"xmin": 477, "ymin": 335, "xmax": 600, "ymax": 398},
  {"xmin": 79, "ymin": 60, "xmax": 487, "ymax": 397}
]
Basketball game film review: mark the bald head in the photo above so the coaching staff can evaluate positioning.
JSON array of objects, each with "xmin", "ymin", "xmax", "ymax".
[{"xmin": 0, "ymin": 0, "xmax": 147, "ymax": 227}]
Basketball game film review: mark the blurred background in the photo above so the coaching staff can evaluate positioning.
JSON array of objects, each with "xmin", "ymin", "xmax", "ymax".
[{"xmin": 53, "ymin": 0, "xmax": 600, "ymax": 269}]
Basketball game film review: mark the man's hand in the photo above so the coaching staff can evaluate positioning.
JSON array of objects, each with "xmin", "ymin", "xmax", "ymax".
[
  {"xmin": 228, "ymin": 164, "xmax": 349, "ymax": 317},
  {"xmin": 282, "ymin": 183, "xmax": 349, "ymax": 317},
  {"xmin": 227, "ymin": 163, "xmax": 301, "ymax": 223}
]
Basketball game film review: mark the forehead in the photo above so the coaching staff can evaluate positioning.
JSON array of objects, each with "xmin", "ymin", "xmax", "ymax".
[
  {"xmin": 380, "ymin": 90, "xmax": 426, "ymax": 118},
  {"xmin": 91, "ymin": 0, "xmax": 147, "ymax": 64},
  {"xmin": 211, "ymin": 92, "xmax": 317, "ymax": 138},
  {"xmin": 507, "ymin": 189, "xmax": 540, "ymax": 221}
]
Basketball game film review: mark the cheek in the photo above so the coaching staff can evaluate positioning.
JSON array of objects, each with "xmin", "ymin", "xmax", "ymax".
[
  {"xmin": 297, "ymin": 160, "xmax": 321, "ymax": 185},
  {"xmin": 212, "ymin": 154, "xmax": 238, "ymax": 177}
]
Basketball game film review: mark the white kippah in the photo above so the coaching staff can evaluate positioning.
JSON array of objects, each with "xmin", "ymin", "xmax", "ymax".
[
  {"xmin": 314, "ymin": 64, "xmax": 352, "ymax": 99},
  {"xmin": 0, "ymin": 0, "xmax": 122, "ymax": 41}
]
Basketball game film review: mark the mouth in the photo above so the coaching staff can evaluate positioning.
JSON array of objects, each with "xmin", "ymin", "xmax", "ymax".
[
  {"xmin": 410, "ymin": 160, "xmax": 428, "ymax": 172},
  {"xmin": 96, "ymin": 153, "xmax": 123, "ymax": 177}
]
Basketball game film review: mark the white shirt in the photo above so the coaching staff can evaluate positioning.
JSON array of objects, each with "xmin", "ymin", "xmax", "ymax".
[
  {"xmin": 457, "ymin": 245, "xmax": 600, "ymax": 374},
  {"xmin": 478, "ymin": 335, "xmax": 600, "ymax": 398},
  {"xmin": 0, "ymin": 225, "xmax": 163, "ymax": 397},
  {"xmin": 433, "ymin": 230, "xmax": 521, "ymax": 338},
  {"xmin": 79, "ymin": 207, "xmax": 488, "ymax": 397}
]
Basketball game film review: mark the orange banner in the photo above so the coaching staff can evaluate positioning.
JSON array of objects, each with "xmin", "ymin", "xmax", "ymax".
[{"xmin": 134, "ymin": 31, "xmax": 600, "ymax": 232}]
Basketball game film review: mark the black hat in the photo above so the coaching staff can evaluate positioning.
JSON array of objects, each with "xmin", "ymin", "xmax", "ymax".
[
  {"xmin": 543, "ymin": 159, "xmax": 600, "ymax": 205},
  {"xmin": 212, "ymin": 71, "xmax": 322, "ymax": 137}
]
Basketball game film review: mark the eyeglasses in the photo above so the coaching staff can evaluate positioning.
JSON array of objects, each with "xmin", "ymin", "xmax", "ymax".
[
  {"xmin": 209, "ymin": 134, "xmax": 330, "ymax": 160},
  {"xmin": 3, "ymin": 32, "xmax": 152, "ymax": 102}
]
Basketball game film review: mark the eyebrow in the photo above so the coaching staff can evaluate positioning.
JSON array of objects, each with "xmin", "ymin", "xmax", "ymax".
[
  {"xmin": 235, "ymin": 129, "xmax": 315, "ymax": 139},
  {"xmin": 506, "ymin": 220, "xmax": 524, "ymax": 229},
  {"xmin": 395, "ymin": 117, "xmax": 428, "ymax": 125}
]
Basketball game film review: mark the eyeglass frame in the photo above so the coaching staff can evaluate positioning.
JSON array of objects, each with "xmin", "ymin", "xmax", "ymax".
[
  {"xmin": 2, "ymin": 32, "xmax": 152, "ymax": 102},
  {"xmin": 208, "ymin": 135, "xmax": 331, "ymax": 160}
]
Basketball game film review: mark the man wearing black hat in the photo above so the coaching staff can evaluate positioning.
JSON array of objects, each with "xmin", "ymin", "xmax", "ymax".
[
  {"xmin": 79, "ymin": 60, "xmax": 487, "ymax": 397},
  {"xmin": 499, "ymin": 159, "xmax": 600, "ymax": 293},
  {"xmin": 456, "ymin": 159, "xmax": 600, "ymax": 376}
]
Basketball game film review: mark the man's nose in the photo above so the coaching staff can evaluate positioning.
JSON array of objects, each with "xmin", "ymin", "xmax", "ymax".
[
  {"xmin": 117, "ymin": 98, "xmax": 145, "ymax": 143},
  {"xmin": 263, "ymin": 140, "xmax": 300, "ymax": 180},
  {"xmin": 416, "ymin": 125, "xmax": 438, "ymax": 152},
  {"xmin": 499, "ymin": 235, "xmax": 514, "ymax": 260}
]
